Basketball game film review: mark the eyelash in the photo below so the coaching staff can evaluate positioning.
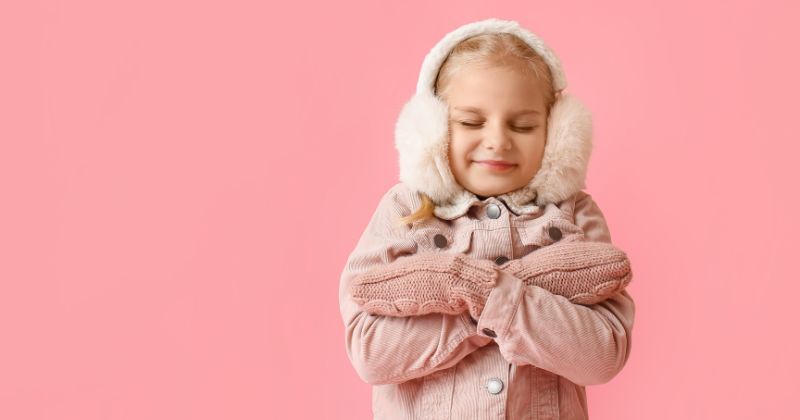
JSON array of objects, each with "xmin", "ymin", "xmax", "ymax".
[{"xmin": 459, "ymin": 122, "xmax": 535, "ymax": 132}]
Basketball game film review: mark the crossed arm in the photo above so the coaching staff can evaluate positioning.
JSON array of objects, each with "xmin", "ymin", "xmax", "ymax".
[
  {"xmin": 348, "ymin": 238, "xmax": 632, "ymax": 319},
  {"xmin": 339, "ymin": 186, "xmax": 635, "ymax": 386}
]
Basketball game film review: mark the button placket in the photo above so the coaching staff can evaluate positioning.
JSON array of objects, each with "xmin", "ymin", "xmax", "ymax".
[{"xmin": 480, "ymin": 200, "xmax": 513, "ymax": 265}]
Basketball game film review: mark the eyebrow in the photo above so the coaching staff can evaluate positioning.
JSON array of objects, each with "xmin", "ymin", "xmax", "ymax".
[{"xmin": 453, "ymin": 106, "xmax": 541, "ymax": 115}]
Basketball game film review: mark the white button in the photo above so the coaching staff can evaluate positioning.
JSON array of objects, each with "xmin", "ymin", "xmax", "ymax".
[
  {"xmin": 486, "ymin": 378, "xmax": 504, "ymax": 394},
  {"xmin": 486, "ymin": 204, "xmax": 501, "ymax": 219}
]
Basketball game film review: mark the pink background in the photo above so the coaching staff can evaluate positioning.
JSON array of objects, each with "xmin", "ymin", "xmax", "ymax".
[{"xmin": 2, "ymin": 0, "xmax": 799, "ymax": 418}]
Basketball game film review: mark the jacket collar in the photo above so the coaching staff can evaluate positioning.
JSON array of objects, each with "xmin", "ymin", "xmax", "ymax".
[
  {"xmin": 394, "ymin": 18, "xmax": 594, "ymax": 221},
  {"xmin": 430, "ymin": 183, "xmax": 545, "ymax": 220}
]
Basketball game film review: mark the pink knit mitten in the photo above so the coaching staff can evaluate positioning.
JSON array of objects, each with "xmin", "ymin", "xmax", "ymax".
[
  {"xmin": 349, "ymin": 253, "xmax": 499, "ymax": 320},
  {"xmin": 498, "ymin": 240, "xmax": 632, "ymax": 305}
]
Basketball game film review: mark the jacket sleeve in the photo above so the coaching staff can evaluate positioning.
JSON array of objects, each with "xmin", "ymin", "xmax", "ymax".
[
  {"xmin": 339, "ymin": 185, "xmax": 493, "ymax": 385},
  {"xmin": 475, "ymin": 191, "xmax": 636, "ymax": 386}
]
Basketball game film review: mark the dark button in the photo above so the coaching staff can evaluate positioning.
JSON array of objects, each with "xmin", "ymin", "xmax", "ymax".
[
  {"xmin": 494, "ymin": 256, "xmax": 509, "ymax": 265},
  {"xmin": 469, "ymin": 316, "xmax": 478, "ymax": 325},
  {"xmin": 433, "ymin": 233, "xmax": 448, "ymax": 248},
  {"xmin": 482, "ymin": 328, "xmax": 497, "ymax": 338},
  {"xmin": 548, "ymin": 226, "xmax": 562, "ymax": 241}
]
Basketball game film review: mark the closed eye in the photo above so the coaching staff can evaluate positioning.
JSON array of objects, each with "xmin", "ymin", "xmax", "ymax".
[{"xmin": 459, "ymin": 122, "xmax": 535, "ymax": 132}]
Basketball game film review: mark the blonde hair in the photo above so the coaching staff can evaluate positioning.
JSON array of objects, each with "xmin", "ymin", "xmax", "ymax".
[
  {"xmin": 398, "ymin": 191, "xmax": 436, "ymax": 226},
  {"xmin": 400, "ymin": 32, "xmax": 558, "ymax": 226}
]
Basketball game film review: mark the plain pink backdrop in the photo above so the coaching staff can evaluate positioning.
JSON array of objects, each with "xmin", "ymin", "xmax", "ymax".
[{"xmin": 2, "ymin": 0, "xmax": 799, "ymax": 418}]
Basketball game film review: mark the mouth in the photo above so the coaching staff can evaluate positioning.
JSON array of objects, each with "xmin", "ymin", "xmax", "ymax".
[{"xmin": 474, "ymin": 160, "xmax": 517, "ymax": 171}]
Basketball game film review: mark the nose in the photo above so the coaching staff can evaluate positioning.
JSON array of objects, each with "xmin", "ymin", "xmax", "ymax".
[{"xmin": 482, "ymin": 121, "xmax": 512, "ymax": 151}]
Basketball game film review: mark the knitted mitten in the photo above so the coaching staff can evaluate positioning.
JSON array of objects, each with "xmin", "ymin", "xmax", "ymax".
[
  {"xmin": 349, "ymin": 253, "xmax": 500, "ymax": 320},
  {"xmin": 498, "ymin": 240, "xmax": 632, "ymax": 305}
]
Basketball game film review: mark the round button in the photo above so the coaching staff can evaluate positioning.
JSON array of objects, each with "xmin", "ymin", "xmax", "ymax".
[
  {"xmin": 433, "ymin": 233, "xmax": 448, "ymax": 248},
  {"xmin": 482, "ymin": 328, "xmax": 497, "ymax": 338},
  {"xmin": 494, "ymin": 256, "xmax": 509, "ymax": 265},
  {"xmin": 548, "ymin": 226, "xmax": 562, "ymax": 241},
  {"xmin": 487, "ymin": 378, "xmax": 504, "ymax": 394},
  {"xmin": 486, "ymin": 204, "xmax": 501, "ymax": 219}
]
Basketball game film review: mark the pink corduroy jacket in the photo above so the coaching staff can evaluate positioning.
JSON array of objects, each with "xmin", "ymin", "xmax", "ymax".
[{"xmin": 338, "ymin": 182, "xmax": 635, "ymax": 419}]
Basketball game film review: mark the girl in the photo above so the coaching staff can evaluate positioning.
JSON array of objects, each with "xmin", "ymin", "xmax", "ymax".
[{"xmin": 338, "ymin": 18, "xmax": 635, "ymax": 419}]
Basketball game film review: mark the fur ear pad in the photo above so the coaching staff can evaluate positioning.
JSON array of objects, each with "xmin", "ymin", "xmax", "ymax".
[
  {"xmin": 529, "ymin": 92, "xmax": 594, "ymax": 206},
  {"xmin": 394, "ymin": 89, "xmax": 593, "ymax": 209},
  {"xmin": 394, "ymin": 91, "xmax": 457, "ymax": 204}
]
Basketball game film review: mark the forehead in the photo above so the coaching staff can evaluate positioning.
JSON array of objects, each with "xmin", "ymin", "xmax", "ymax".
[{"xmin": 444, "ymin": 63, "xmax": 546, "ymax": 113}]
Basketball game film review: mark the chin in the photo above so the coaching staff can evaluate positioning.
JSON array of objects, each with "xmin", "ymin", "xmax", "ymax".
[{"xmin": 470, "ymin": 185, "xmax": 510, "ymax": 195}]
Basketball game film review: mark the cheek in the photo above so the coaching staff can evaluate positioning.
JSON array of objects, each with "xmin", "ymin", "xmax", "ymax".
[
  {"xmin": 518, "ymin": 136, "xmax": 546, "ymax": 171},
  {"xmin": 448, "ymin": 134, "xmax": 472, "ymax": 163},
  {"xmin": 523, "ymin": 133, "xmax": 547, "ymax": 158}
]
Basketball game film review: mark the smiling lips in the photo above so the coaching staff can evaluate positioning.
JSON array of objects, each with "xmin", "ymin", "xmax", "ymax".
[{"xmin": 475, "ymin": 160, "xmax": 516, "ymax": 171}]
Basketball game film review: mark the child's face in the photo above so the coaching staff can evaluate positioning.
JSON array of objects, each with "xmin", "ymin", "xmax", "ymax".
[{"xmin": 442, "ymin": 63, "xmax": 548, "ymax": 198}]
